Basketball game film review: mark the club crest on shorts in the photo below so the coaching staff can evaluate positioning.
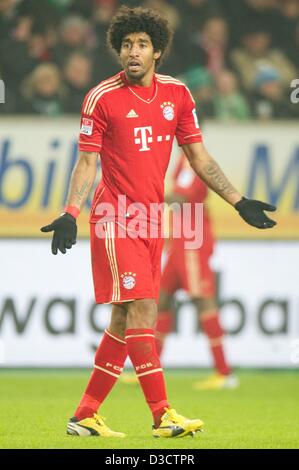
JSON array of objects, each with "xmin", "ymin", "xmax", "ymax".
[
  {"xmin": 161, "ymin": 101, "xmax": 175, "ymax": 121},
  {"xmin": 121, "ymin": 272, "xmax": 136, "ymax": 289}
]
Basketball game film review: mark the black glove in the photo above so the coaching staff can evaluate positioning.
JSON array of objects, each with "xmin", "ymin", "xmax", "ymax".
[
  {"xmin": 235, "ymin": 197, "xmax": 277, "ymax": 229},
  {"xmin": 40, "ymin": 213, "xmax": 77, "ymax": 254}
]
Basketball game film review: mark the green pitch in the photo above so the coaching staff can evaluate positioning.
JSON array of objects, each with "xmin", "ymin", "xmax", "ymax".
[{"xmin": 0, "ymin": 369, "xmax": 298, "ymax": 449}]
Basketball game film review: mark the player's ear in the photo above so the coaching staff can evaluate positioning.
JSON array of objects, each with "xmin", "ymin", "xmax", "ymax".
[{"xmin": 154, "ymin": 50, "xmax": 161, "ymax": 61}]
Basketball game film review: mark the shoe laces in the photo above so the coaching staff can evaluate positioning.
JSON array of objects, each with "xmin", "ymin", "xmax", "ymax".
[
  {"xmin": 93, "ymin": 413, "xmax": 106, "ymax": 427},
  {"xmin": 163, "ymin": 408, "xmax": 184, "ymax": 425}
]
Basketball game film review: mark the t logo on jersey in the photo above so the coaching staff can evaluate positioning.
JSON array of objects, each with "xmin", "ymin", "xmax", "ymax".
[
  {"xmin": 134, "ymin": 126, "xmax": 171, "ymax": 152},
  {"xmin": 134, "ymin": 126, "xmax": 153, "ymax": 152}
]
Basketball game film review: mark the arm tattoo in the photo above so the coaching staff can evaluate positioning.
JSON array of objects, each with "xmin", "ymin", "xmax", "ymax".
[
  {"xmin": 73, "ymin": 178, "xmax": 91, "ymax": 205},
  {"xmin": 203, "ymin": 163, "xmax": 236, "ymax": 196}
]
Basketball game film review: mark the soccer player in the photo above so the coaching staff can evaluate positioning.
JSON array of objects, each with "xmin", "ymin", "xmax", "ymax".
[
  {"xmin": 41, "ymin": 6, "xmax": 276, "ymax": 438},
  {"xmin": 155, "ymin": 152, "xmax": 238, "ymax": 390}
]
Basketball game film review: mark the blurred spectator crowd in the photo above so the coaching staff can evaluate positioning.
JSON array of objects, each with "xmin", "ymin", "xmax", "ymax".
[{"xmin": 0, "ymin": 0, "xmax": 299, "ymax": 120}]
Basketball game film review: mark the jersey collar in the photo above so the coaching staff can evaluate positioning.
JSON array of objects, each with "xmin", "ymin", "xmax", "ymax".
[{"xmin": 120, "ymin": 71, "xmax": 158, "ymax": 104}]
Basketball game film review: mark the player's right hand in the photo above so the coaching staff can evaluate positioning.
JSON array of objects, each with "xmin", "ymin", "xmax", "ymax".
[{"xmin": 40, "ymin": 213, "xmax": 77, "ymax": 255}]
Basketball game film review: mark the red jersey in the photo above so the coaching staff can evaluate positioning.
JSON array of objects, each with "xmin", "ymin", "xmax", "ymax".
[
  {"xmin": 78, "ymin": 71, "xmax": 202, "ymax": 226},
  {"xmin": 173, "ymin": 153, "xmax": 208, "ymax": 205},
  {"xmin": 171, "ymin": 153, "xmax": 214, "ymax": 251}
]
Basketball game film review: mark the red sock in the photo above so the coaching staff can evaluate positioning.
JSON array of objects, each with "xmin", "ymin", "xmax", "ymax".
[
  {"xmin": 200, "ymin": 311, "xmax": 231, "ymax": 376},
  {"xmin": 155, "ymin": 310, "xmax": 174, "ymax": 356},
  {"xmin": 74, "ymin": 329, "xmax": 127, "ymax": 420},
  {"xmin": 125, "ymin": 328, "xmax": 170, "ymax": 427}
]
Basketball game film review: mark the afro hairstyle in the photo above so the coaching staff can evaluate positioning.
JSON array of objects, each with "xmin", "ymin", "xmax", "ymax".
[{"xmin": 107, "ymin": 5, "xmax": 173, "ymax": 68}]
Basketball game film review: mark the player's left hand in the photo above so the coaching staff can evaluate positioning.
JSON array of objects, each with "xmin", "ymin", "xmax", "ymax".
[{"xmin": 235, "ymin": 197, "xmax": 277, "ymax": 229}]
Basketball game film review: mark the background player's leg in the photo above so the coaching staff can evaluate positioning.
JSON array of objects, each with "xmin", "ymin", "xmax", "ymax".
[
  {"xmin": 125, "ymin": 299, "xmax": 170, "ymax": 427},
  {"xmin": 195, "ymin": 297, "xmax": 231, "ymax": 376},
  {"xmin": 155, "ymin": 290, "xmax": 175, "ymax": 356},
  {"xmin": 74, "ymin": 304, "xmax": 128, "ymax": 420},
  {"xmin": 192, "ymin": 297, "xmax": 239, "ymax": 390}
]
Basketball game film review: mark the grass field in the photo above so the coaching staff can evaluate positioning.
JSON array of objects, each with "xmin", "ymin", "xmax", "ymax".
[{"xmin": 0, "ymin": 369, "xmax": 298, "ymax": 449}]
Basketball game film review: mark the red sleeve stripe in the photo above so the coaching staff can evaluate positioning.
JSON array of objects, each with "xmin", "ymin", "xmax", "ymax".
[
  {"xmin": 84, "ymin": 75, "xmax": 122, "ymax": 114},
  {"xmin": 156, "ymin": 78, "xmax": 184, "ymax": 85},
  {"xmin": 87, "ymin": 82, "xmax": 124, "ymax": 115},
  {"xmin": 156, "ymin": 75, "xmax": 194, "ymax": 102},
  {"xmin": 78, "ymin": 141, "xmax": 101, "ymax": 148},
  {"xmin": 156, "ymin": 73, "xmax": 182, "ymax": 84},
  {"xmin": 183, "ymin": 132, "xmax": 202, "ymax": 139},
  {"xmin": 159, "ymin": 78, "xmax": 196, "ymax": 105},
  {"xmin": 83, "ymin": 77, "xmax": 117, "ymax": 113},
  {"xmin": 84, "ymin": 80, "xmax": 124, "ymax": 115},
  {"xmin": 84, "ymin": 74, "xmax": 120, "ymax": 108}
]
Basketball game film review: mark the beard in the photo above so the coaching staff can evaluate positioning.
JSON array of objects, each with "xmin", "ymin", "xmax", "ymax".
[{"xmin": 126, "ymin": 68, "xmax": 146, "ymax": 81}]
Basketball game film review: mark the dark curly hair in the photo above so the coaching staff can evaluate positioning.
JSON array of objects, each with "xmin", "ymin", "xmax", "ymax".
[{"xmin": 107, "ymin": 6, "xmax": 173, "ymax": 69}]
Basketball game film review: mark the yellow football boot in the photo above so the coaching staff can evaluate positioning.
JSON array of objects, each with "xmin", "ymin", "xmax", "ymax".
[
  {"xmin": 119, "ymin": 371, "xmax": 139, "ymax": 385},
  {"xmin": 193, "ymin": 373, "xmax": 239, "ymax": 391},
  {"xmin": 66, "ymin": 413, "xmax": 126, "ymax": 437},
  {"xmin": 152, "ymin": 408, "xmax": 204, "ymax": 438}
]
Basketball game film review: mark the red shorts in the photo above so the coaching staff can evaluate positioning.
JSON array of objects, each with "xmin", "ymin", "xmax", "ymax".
[
  {"xmin": 161, "ymin": 240, "xmax": 216, "ymax": 298},
  {"xmin": 90, "ymin": 221, "xmax": 164, "ymax": 304}
]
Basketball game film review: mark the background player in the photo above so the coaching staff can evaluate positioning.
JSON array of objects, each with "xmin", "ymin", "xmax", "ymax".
[
  {"xmin": 41, "ymin": 6, "xmax": 276, "ymax": 439},
  {"xmin": 155, "ymin": 152, "xmax": 238, "ymax": 390}
]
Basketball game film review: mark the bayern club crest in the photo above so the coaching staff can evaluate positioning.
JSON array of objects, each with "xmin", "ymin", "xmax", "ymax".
[
  {"xmin": 121, "ymin": 272, "xmax": 136, "ymax": 290},
  {"xmin": 161, "ymin": 101, "xmax": 175, "ymax": 121}
]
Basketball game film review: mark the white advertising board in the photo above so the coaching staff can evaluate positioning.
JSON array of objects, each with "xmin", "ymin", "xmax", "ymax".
[{"xmin": 0, "ymin": 240, "xmax": 298, "ymax": 367}]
